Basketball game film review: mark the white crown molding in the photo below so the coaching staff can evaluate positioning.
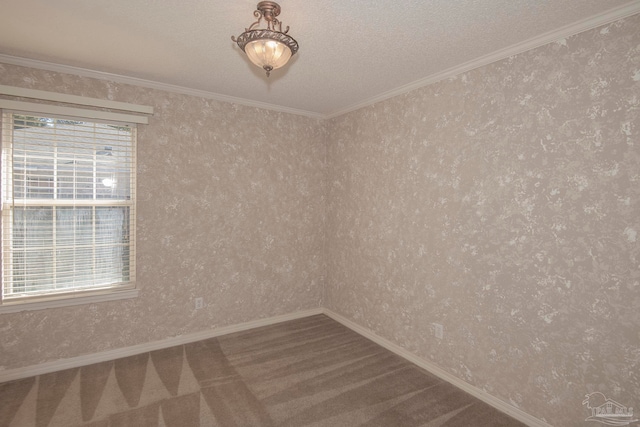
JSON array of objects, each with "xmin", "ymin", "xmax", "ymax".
[
  {"xmin": 325, "ymin": 2, "xmax": 640, "ymax": 119},
  {"xmin": 0, "ymin": 307, "xmax": 323, "ymax": 383},
  {"xmin": 0, "ymin": 54, "xmax": 324, "ymax": 120},
  {"xmin": 322, "ymin": 308, "xmax": 552, "ymax": 427}
]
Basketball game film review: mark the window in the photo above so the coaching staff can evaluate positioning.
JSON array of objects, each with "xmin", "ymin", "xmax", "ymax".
[{"xmin": 1, "ymin": 112, "xmax": 136, "ymax": 308}]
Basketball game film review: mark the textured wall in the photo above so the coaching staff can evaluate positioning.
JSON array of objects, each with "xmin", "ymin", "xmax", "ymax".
[
  {"xmin": 0, "ymin": 64, "xmax": 327, "ymax": 370},
  {"xmin": 325, "ymin": 15, "xmax": 640, "ymax": 427}
]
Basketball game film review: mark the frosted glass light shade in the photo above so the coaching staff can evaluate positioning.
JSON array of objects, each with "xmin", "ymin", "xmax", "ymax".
[
  {"xmin": 231, "ymin": 2, "xmax": 299, "ymax": 77},
  {"xmin": 245, "ymin": 39, "xmax": 293, "ymax": 72}
]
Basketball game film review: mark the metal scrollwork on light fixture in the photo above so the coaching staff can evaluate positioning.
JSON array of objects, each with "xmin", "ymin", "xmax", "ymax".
[{"xmin": 232, "ymin": 1, "xmax": 299, "ymax": 77}]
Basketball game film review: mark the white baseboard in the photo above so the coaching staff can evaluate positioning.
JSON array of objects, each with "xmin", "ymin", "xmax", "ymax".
[
  {"xmin": 322, "ymin": 308, "xmax": 552, "ymax": 427},
  {"xmin": 0, "ymin": 307, "xmax": 323, "ymax": 383}
]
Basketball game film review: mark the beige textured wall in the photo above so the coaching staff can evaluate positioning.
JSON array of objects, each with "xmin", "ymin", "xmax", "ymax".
[
  {"xmin": 0, "ymin": 64, "xmax": 327, "ymax": 370},
  {"xmin": 326, "ymin": 15, "xmax": 639, "ymax": 427}
]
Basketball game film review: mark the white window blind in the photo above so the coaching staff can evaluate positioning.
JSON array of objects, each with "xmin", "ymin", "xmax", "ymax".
[{"xmin": 1, "ymin": 112, "xmax": 136, "ymax": 303}]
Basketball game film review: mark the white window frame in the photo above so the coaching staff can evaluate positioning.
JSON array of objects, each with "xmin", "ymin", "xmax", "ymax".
[{"xmin": 0, "ymin": 90, "xmax": 150, "ymax": 313}]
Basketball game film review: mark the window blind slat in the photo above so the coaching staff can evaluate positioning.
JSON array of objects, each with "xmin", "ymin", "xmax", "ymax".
[{"xmin": 2, "ymin": 111, "xmax": 136, "ymax": 302}]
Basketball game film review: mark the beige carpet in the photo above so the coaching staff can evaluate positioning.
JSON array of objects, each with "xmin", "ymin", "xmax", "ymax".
[{"xmin": 0, "ymin": 314, "xmax": 526, "ymax": 426}]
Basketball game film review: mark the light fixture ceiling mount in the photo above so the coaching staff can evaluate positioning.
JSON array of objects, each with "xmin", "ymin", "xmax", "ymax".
[{"xmin": 232, "ymin": 1, "xmax": 299, "ymax": 77}]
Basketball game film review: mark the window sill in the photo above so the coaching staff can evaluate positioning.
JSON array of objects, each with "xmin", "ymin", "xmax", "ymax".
[{"xmin": 0, "ymin": 288, "xmax": 138, "ymax": 313}]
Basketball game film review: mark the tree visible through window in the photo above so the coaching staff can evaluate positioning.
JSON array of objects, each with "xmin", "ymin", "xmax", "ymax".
[{"xmin": 1, "ymin": 112, "xmax": 136, "ymax": 302}]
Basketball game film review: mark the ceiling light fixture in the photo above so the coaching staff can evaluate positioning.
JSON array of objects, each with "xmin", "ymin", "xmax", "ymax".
[{"xmin": 232, "ymin": 1, "xmax": 299, "ymax": 77}]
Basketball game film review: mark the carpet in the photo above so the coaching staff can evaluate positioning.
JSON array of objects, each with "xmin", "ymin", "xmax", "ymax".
[{"xmin": 0, "ymin": 314, "xmax": 525, "ymax": 426}]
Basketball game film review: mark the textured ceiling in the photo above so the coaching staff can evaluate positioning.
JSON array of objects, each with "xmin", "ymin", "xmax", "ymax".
[{"xmin": 1, "ymin": 0, "xmax": 639, "ymax": 117}]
